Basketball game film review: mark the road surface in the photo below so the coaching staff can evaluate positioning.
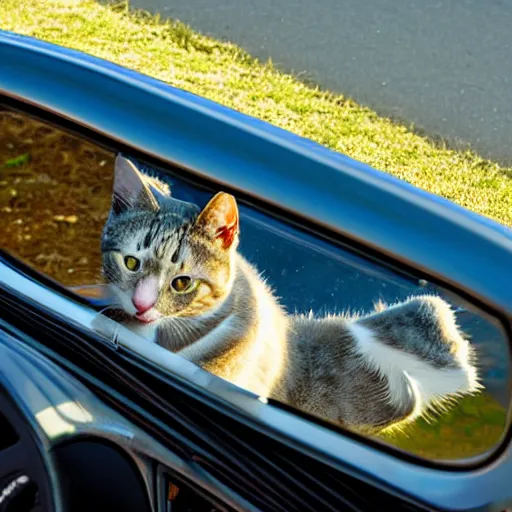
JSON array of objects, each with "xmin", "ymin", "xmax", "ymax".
[{"xmin": 131, "ymin": 0, "xmax": 512, "ymax": 164}]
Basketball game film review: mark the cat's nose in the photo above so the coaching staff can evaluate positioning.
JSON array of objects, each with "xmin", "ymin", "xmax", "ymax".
[
  {"xmin": 132, "ymin": 275, "xmax": 159, "ymax": 313},
  {"xmin": 132, "ymin": 297, "xmax": 156, "ymax": 314}
]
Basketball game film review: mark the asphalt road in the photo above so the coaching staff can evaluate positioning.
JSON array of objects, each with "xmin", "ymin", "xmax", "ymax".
[{"xmin": 131, "ymin": 0, "xmax": 512, "ymax": 164}]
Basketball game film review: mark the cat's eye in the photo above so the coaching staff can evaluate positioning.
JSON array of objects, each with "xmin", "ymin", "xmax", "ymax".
[
  {"xmin": 170, "ymin": 275, "xmax": 198, "ymax": 294},
  {"xmin": 124, "ymin": 255, "xmax": 140, "ymax": 272}
]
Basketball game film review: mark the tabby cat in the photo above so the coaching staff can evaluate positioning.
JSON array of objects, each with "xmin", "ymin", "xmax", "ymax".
[{"xmin": 101, "ymin": 155, "xmax": 480, "ymax": 434}]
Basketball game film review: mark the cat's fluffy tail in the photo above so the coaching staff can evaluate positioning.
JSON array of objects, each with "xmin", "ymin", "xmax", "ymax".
[{"xmin": 352, "ymin": 295, "xmax": 481, "ymax": 425}]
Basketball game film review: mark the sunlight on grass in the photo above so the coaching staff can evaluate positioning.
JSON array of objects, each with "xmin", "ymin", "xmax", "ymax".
[
  {"xmin": 1, "ymin": 0, "xmax": 511, "ymax": 227},
  {"xmin": 378, "ymin": 392, "xmax": 507, "ymax": 460}
]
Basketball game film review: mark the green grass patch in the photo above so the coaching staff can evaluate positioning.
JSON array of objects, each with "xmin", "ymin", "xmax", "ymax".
[
  {"xmin": 379, "ymin": 392, "xmax": 507, "ymax": 460},
  {"xmin": 1, "ymin": 0, "xmax": 511, "ymax": 226}
]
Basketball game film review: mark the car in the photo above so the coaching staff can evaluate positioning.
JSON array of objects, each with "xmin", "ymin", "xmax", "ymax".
[{"xmin": 0, "ymin": 29, "xmax": 511, "ymax": 512}]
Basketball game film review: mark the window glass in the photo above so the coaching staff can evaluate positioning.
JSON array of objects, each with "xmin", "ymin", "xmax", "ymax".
[{"xmin": 1, "ymin": 108, "xmax": 509, "ymax": 462}]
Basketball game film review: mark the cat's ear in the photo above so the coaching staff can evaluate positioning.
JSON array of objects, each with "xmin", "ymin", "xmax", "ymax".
[
  {"xmin": 194, "ymin": 192, "xmax": 239, "ymax": 250},
  {"xmin": 146, "ymin": 180, "xmax": 169, "ymax": 203},
  {"xmin": 111, "ymin": 155, "xmax": 159, "ymax": 214}
]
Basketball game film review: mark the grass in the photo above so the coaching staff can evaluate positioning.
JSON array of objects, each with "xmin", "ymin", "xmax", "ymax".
[
  {"xmin": 1, "ymin": 0, "xmax": 511, "ymax": 227},
  {"xmin": 377, "ymin": 392, "xmax": 507, "ymax": 460}
]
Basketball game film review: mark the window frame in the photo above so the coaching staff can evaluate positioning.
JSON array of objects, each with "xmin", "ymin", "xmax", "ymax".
[{"xmin": 1, "ymin": 29, "xmax": 511, "ymax": 511}]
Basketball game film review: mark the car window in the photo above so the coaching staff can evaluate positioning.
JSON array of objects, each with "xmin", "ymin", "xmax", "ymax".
[{"xmin": 1, "ymin": 107, "xmax": 509, "ymax": 463}]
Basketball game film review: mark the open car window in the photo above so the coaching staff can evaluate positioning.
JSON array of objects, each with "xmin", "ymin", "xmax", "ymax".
[{"xmin": 1, "ymin": 105, "xmax": 510, "ymax": 469}]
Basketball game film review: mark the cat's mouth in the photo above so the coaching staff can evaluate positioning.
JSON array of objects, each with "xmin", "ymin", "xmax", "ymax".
[{"xmin": 134, "ymin": 308, "xmax": 162, "ymax": 324}]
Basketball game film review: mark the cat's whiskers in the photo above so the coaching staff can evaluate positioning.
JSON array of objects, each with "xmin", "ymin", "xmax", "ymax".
[
  {"xmin": 166, "ymin": 317, "xmax": 188, "ymax": 343},
  {"xmin": 176, "ymin": 316, "xmax": 202, "ymax": 342}
]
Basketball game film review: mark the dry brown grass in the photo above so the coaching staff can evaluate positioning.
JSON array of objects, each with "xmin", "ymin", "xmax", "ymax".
[{"xmin": 0, "ymin": 110, "xmax": 114, "ymax": 285}]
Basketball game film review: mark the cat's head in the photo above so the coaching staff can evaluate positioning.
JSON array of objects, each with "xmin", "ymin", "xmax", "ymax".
[{"xmin": 101, "ymin": 155, "xmax": 239, "ymax": 324}]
